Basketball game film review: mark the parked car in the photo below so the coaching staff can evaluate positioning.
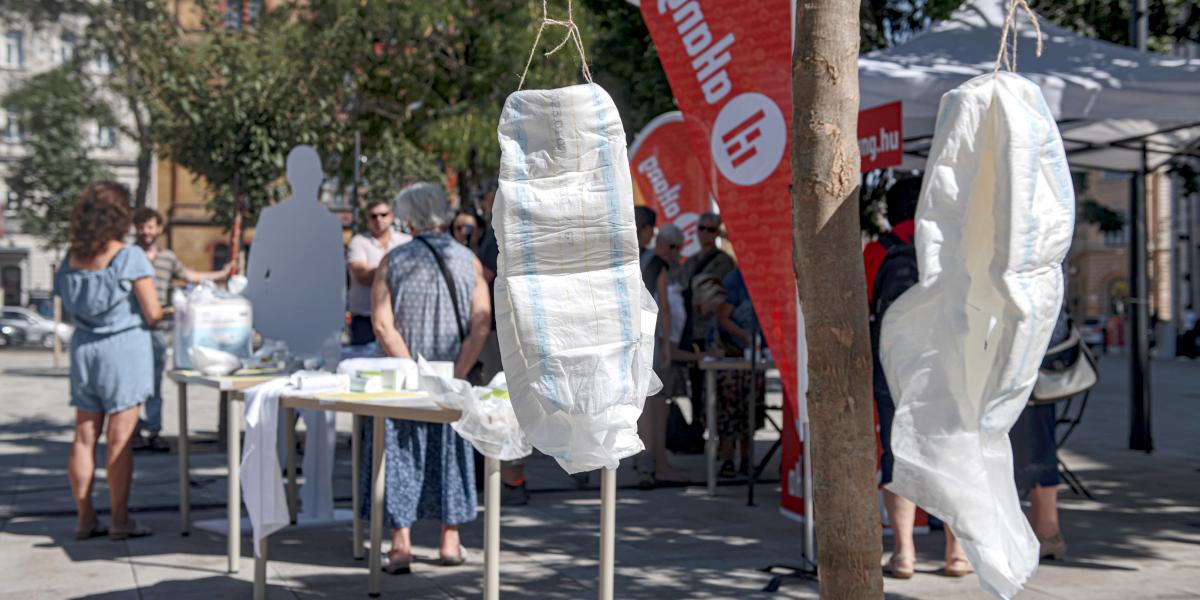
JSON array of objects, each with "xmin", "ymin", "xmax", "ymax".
[
  {"xmin": 0, "ymin": 307, "xmax": 73, "ymax": 349},
  {"xmin": 0, "ymin": 322, "xmax": 28, "ymax": 347},
  {"xmin": 1080, "ymin": 316, "xmax": 1105, "ymax": 352}
]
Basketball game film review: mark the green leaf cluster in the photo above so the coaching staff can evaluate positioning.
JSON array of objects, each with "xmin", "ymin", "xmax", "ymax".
[{"xmin": 2, "ymin": 67, "xmax": 113, "ymax": 250}]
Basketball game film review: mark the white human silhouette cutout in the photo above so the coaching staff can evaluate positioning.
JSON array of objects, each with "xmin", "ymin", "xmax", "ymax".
[{"xmin": 243, "ymin": 145, "xmax": 346, "ymax": 359}]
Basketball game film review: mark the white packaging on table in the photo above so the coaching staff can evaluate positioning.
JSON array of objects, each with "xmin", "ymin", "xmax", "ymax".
[
  {"xmin": 879, "ymin": 72, "xmax": 1075, "ymax": 599},
  {"xmin": 172, "ymin": 281, "xmax": 253, "ymax": 369},
  {"xmin": 494, "ymin": 83, "xmax": 661, "ymax": 474}
]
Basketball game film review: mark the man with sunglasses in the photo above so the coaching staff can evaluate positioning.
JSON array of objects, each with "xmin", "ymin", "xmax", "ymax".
[
  {"xmin": 346, "ymin": 199, "xmax": 411, "ymax": 345},
  {"xmin": 680, "ymin": 212, "xmax": 736, "ymax": 437}
]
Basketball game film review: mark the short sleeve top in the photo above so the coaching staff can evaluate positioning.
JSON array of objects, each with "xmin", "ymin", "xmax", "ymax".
[
  {"xmin": 346, "ymin": 231, "xmax": 411, "ymax": 316},
  {"xmin": 384, "ymin": 232, "xmax": 476, "ymax": 362},
  {"xmin": 55, "ymin": 246, "xmax": 155, "ymax": 335},
  {"xmin": 151, "ymin": 248, "xmax": 187, "ymax": 308}
]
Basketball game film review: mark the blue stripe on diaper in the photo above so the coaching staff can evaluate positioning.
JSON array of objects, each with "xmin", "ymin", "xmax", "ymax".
[
  {"xmin": 510, "ymin": 94, "xmax": 562, "ymax": 409},
  {"xmin": 1001, "ymin": 77, "xmax": 1053, "ymax": 399},
  {"xmin": 587, "ymin": 84, "xmax": 634, "ymax": 400}
]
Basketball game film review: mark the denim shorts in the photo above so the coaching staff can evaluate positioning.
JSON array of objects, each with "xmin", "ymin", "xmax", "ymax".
[{"xmin": 70, "ymin": 326, "xmax": 154, "ymax": 415}]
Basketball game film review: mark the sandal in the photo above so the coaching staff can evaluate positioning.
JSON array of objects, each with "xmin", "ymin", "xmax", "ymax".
[
  {"xmin": 108, "ymin": 520, "xmax": 153, "ymax": 540},
  {"xmin": 435, "ymin": 548, "xmax": 467, "ymax": 567},
  {"xmin": 383, "ymin": 552, "xmax": 412, "ymax": 575},
  {"xmin": 885, "ymin": 553, "xmax": 915, "ymax": 579},
  {"xmin": 1038, "ymin": 533, "xmax": 1067, "ymax": 560},
  {"xmin": 74, "ymin": 519, "xmax": 108, "ymax": 540},
  {"xmin": 944, "ymin": 556, "xmax": 973, "ymax": 577}
]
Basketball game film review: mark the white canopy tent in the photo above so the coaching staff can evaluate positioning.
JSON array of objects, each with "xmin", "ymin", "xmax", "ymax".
[
  {"xmin": 859, "ymin": 0, "xmax": 1200, "ymax": 172},
  {"xmin": 859, "ymin": 0, "xmax": 1200, "ymax": 452}
]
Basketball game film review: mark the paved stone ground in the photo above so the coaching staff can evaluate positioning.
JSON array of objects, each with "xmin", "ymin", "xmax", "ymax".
[{"xmin": 1, "ymin": 347, "xmax": 1197, "ymax": 599}]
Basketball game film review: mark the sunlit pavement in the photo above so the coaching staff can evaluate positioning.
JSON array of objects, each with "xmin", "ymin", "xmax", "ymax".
[{"xmin": 1, "ymin": 347, "xmax": 1197, "ymax": 599}]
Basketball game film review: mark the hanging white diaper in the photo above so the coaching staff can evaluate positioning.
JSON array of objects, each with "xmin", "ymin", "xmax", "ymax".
[
  {"xmin": 494, "ymin": 82, "xmax": 661, "ymax": 474},
  {"xmin": 880, "ymin": 71, "xmax": 1075, "ymax": 599}
]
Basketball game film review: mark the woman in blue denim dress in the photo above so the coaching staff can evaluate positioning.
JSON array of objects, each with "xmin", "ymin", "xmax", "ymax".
[{"xmin": 55, "ymin": 183, "xmax": 162, "ymax": 540}]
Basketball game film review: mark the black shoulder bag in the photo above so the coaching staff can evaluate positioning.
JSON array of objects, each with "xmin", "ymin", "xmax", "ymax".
[{"xmin": 414, "ymin": 236, "xmax": 484, "ymax": 384}]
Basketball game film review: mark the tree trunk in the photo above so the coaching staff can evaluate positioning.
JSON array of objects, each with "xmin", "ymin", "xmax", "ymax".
[
  {"xmin": 791, "ymin": 1, "xmax": 884, "ymax": 598},
  {"xmin": 229, "ymin": 173, "xmax": 243, "ymax": 276}
]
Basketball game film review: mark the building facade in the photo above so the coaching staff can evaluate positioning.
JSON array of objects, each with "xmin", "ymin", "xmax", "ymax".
[
  {"xmin": 1066, "ymin": 168, "xmax": 1188, "ymax": 341},
  {"xmin": 0, "ymin": 14, "xmax": 147, "ymax": 309}
]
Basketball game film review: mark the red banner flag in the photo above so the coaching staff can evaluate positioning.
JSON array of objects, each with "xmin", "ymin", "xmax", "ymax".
[
  {"xmin": 858, "ymin": 101, "xmax": 903, "ymax": 172},
  {"xmin": 640, "ymin": 0, "xmax": 804, "ymax": 519},
  {"xmin": 629, "ymin": 111, "xmax": 716, "ymax": 258}
]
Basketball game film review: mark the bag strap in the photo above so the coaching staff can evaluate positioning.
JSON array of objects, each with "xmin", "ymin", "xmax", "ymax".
[{"xmin": 414, "ymin": 236, "xmax": 467, "ymax": 343}]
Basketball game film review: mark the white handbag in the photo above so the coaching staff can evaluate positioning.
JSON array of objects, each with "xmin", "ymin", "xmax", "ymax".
[{"xmin": 1031, "ymin": 326, "xmax": 1098, "ymax": 404}]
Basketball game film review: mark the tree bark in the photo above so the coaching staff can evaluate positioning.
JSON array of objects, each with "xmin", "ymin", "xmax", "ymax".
[
  {"xmin": 229, "ymin": 173, "xmax": 243, "ymax": 276},
  {"xmin": 792, "ymin": 1, "xmax": 884, "ymax": 598}
]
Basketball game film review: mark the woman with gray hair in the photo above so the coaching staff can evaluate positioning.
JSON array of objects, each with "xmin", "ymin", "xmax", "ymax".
[
  {"xmin": 636, "ymin": 223, "xmax": 693, "ymax": 488},
  {"xmin": 363, "ymin": 182, "xmax": 490, "ymax": 573}
]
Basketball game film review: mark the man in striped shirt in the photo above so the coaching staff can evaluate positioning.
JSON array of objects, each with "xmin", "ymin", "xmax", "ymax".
[{"xmin": 132, "ymin": 208, "xmax": 231, "ymax": 451}]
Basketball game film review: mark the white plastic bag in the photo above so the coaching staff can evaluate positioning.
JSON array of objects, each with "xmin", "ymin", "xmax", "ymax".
[
  {"xmin": 494, "ymin": 83, "xmax": 661, "ymax": 474},
  {"xmin": 416, "ymin": 360, "xmax": 532, "ymax": 461},
  {"xmin": 173, "ymin": 281, "xmax": 253, "ymax": 369},
  {"xmin": 880, "ymin": 72, "xmax": 1074, "ymax": 599}
]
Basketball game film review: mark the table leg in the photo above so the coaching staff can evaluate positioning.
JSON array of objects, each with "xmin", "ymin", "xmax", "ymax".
[
  {"xmin": 368, "ymin": 417, "xmax": 385, "ymax": 597},
  {"xmin": 352, "ymin": 415, "xmax": 364, "ymax": 560},
  {"xmin": 177, "ymin": 381, "xmax": 190, "ymax": 536},
  {"xmin": 286, "ymin": 407, "xmax": 298, "ymax": 525},
  {"xmin": 254, "ymin": 536, "xmax": 268, "ymax": 600},
  {"xmin": 226, "ymin": 391, "xmax": 242, "ymax": 574},
  {"xmin": 484, "ymin": 457, "xmax": 501, "ymax": 600},
  {"xmin": 747, "ymin": 364, "xmax": 758, "ymax": 507},
  {"xmin": 705, "ymin": 369, "xmax": 718, "ymax": 496},
  {"xmin": 599, "ymin": 467, "xmax": 616, "ymax": 600}
]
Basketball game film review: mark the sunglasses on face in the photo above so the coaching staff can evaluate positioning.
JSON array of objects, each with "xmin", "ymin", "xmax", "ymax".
[
  {"xmin": 369, "ymin": 212, "xmax": 391, "ymax": 220},
  {"xmin": 698, "ymin": 225, "xmax": 719, "ymax": 233},
  {"xmin": 668, "ymin": 243, "xmax": 679, "ymax": 250}
]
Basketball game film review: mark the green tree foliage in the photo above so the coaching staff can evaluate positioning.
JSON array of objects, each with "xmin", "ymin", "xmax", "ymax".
[
  {"xmin": 581, "ymin": 0, "xmax": 676, "ymax": 138},
  {"xmin": 860, "ymin": 0, "xmax": 960, "ymax": 51},
  {"xmin": 1030, "ymin": 0, "xmax": 1198, "ymax": 51},
  {"xmin": 1082, "ymin": 198, "xmax": 1127, "ymax": 232},
  {"xmin": 131, "ymin": 1, "xmax": 332, "ymax": 230},
  {"xmin": 300, "ymin": 0, "xmax": 596, "ymax": 207},
  {"xmin": 2, "ymin": 68, "xmax": 113, "ymax": 250}
]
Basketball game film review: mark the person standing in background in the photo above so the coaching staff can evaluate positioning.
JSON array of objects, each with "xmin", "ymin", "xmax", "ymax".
[
  {"xmin": 131, "ymin": 208, "xmax": 230, "ymax": 452},
  {"xmin": 635, "ymin": 205, "xmax": 657, "ymax": 270},
  {"xmin": 346, "ymin": 199, "xmax": 411, "ymax": 346},
  {"xmin": 451, "ymin": 209, "xmax": 482, "ymax": 250},
  {"xmin": 366, "ymin": 182, "xmax": 487, "ymax": 573},
  {"xmin": 681, "ymin": 211, "xmax": 736, "ymax": 437}
]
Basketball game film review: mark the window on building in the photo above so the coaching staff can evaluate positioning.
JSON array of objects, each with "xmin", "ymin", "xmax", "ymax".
[
  {"xmin": 1, "ymin": 112, "xmax": 21, "ymax": 143},
  {"xmin": 95, "ymin": 123, "xmax": 116, "ymax": 148},
  {"xmin": 3, "ymin": 31, "xmax": 24, "ymax": 68},
  {"xmin": 58, "ymin": 33, "xmax": 77, "ymax": 64},
  {"xmin": 224, "ymin": 0, "xmax": 263, "ymax": 30},
  {"xmin": 92, "ymin": 51, "xmax": 111, "ymax": 74},
  {"xmin": 1104, "ymin": 222, "xmax": 1129, "ymax": 247}
]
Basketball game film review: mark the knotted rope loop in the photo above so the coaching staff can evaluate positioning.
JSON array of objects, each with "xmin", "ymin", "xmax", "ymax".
[{"xmin": 518, "ymin": 0, "xmax": 593, "ymax": 90}]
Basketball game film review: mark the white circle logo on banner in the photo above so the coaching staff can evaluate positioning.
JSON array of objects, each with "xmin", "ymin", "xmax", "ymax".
[{"xmin": 709, "ymin": 92, "xmax": 786, "ymax": 187}]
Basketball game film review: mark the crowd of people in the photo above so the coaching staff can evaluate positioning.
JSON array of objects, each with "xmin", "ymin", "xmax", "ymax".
[{"xmin": 54, "ymin": 176, "xmax": 1069, "ymax": 579}]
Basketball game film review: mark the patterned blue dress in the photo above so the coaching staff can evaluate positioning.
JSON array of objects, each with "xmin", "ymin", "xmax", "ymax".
[{"xmin": 359, "ymin": 232, "xmax": 478, "ymax": 529}]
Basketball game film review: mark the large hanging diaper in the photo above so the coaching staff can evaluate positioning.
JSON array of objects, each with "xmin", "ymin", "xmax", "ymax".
[
  {"xmin": 494, "ymin": 83, "xmax": 661, "ymax": 474},
  {"xmin": 880, "ymin": 72, "xmax": 1075, "ymax": 599}
]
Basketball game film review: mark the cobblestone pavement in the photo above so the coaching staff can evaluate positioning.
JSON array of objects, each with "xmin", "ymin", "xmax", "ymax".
[{"xmin": 1, "ymin": 348, "xmax": 1197, "ymax": 598}]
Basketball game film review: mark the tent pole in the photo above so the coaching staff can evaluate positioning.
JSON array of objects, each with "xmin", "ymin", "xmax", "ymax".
[{"xmin": 1129, "ymin": 143, "xmax": 1153, "ymax": 452}]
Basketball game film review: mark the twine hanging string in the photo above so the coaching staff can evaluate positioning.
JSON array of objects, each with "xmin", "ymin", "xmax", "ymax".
[
  {"xmin": 993, "ymin": 0, "xmax": 1044, "ymax": 73},
  {"xmin": 518, "ymin": 0, "xmax": 593, "ymax": 90}
]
